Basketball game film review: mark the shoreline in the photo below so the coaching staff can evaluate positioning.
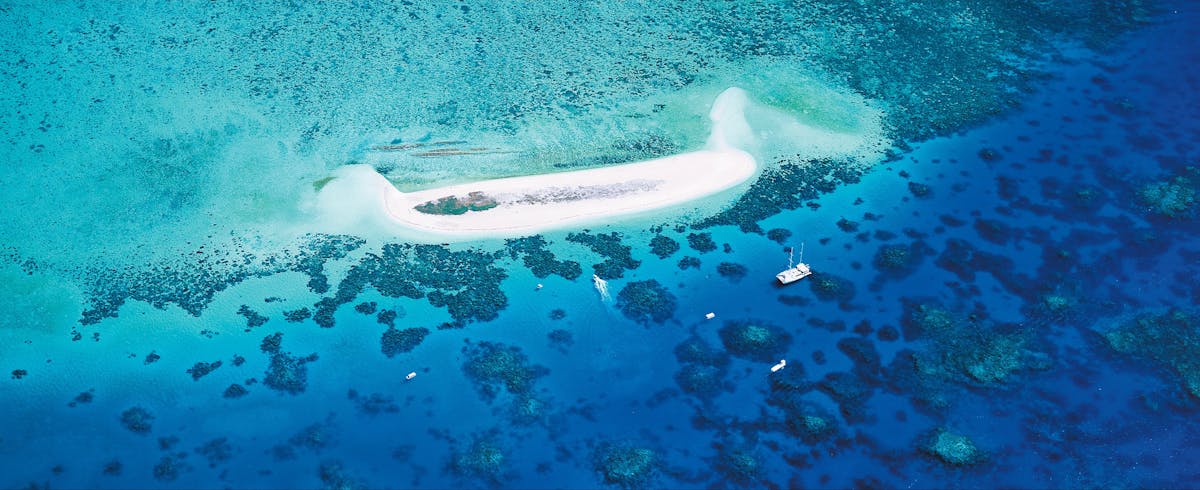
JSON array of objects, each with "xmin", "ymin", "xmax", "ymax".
[
  {"xmin": 329, "ymin": 87, "xmax": 762, "ymax": 239},
  {"xmin": 379, "ymin": 147, "xmax": 757, "ymax": 236}
]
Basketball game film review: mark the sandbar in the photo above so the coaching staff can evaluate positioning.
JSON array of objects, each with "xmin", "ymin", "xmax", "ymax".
[
  {"xmin": 381, "ymin": 147, "xmax": 754, "ymax": 235},
  {"xmin": 377, "ymin": 87, "xmax": 759, "ymax": 236}
]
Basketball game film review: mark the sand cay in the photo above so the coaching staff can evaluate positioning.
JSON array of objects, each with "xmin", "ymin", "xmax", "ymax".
[
  {"xmin": 385, "ymin": 88, "xmax": 757, "ymax": 236},
  {"xmin": 383, "ymin": 146, "xmax": 756, "ymax": 235},
  {"xmin": 311, "ymin": 84, "xmax": 889, "ymax": 240},
  {"xmin": 315, "ymin": 87, "xmax": 761, "ymax": 239}
]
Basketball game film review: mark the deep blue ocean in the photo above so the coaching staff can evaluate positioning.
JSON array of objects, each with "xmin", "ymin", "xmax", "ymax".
[{"xmin": 2, "ymin": 1, "xmax": 1199, "ymax": 489}]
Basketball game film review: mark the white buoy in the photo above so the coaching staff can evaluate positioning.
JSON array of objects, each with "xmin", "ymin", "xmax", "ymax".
[
  {"xmin": 405, "ymin": 372, "xmax": 417, "ymax": 380},
  {"xmin": 705, "ymin": 312, "xmax": 716, "ymax": 320},
  {"xmin": 770, "ymin": 359, "xmax": 787, "ymax": 373}
]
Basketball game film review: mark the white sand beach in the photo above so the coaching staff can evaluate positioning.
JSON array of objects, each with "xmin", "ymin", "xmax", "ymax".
[
  {"xmin": 312, "ymin": 88, "xmax": 760, "ymax": 238},
  {"xmin": 309, "ymin": 85, "xmax": 884, "ymax": 240},
  {"xmin": 380, "ymin": 145, "xmax": 755, "ymax": 235}
]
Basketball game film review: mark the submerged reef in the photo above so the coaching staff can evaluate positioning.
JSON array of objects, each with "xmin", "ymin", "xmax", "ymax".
[
  {"xmin": 1135, "ymin": 172, "xmax": 1198, "ymax": 220},
  {"xmin": 592, "ymin": 441, "xmax": 658, "ymax": 488},
  {"xmin": 922, "ymin": 429, "xmax": 984, "ymax": 466},
  {"xmin": 449, "ymin": 435, "xmax": 508, "ymax": 485},
  {"xmin": 322, "ymin": 243, "xmax": 508, "ymax": 328},
  {"xmin": 347, "ymin": 390, "xmax": 400, "ymax": 416},
  {"xmin": 194, "ymin": 437, "xmax": 234, "ymax": 468},
  {"xmin": 711, "ymin": 443, "xmax": 764, "ymax": 485},
  {"xmin": 807, "ymin": 272, "xmax": 857, "ymax": 307},
  {"xmin": 648, "ymin": 234, "xmax": 680, "ymax": 259},
  {"xmin": 890, "ymin": 299, "xmax": 1049, "ymax": 411},
  {"xmin": 1102, "ymin": 309, "xmax": 1200, "ymax": 398},
  {"xmin": 261, "ymin": 333, "xmax": 319, "ymax": 395},
  {"xmin": 717, "ymin": 262, "xmax": 749, "ymax": 282},
  {"xmin": 567, "ymin": 231, "xmax": 641, "ymax": 280},
  {"xmin": 615, "ymin": 279, "xmax": 678, "ymax": 326},
  {"xmin": 186, "ymin": 360, "xmax": 222, "ymax": 381},
  {"xmin": 78, "ymin": 237, "xmax": 508, "ymax": 330},
  {"xmin": 870, "ymin": 241, "xmax": 933, "ymax": 288},
  {"xmin": 119, "ymin": 406, "xmax": 154, "ymax": 434},
  {"xmin": 718, "ymin": 320, "xmax": 792, "ymax": 363},
  {"xmin": 461, "ymin": 341, "xmax": 548, "ymax": 402},
  {"xmin": 380, "ymin": 327, "xmax": 430, "ymax": 358},
  {"xmin": 79, "ymin": 234, "xmax": 364, "ymax": 325},
  {"xmin": 697, "ymin": 158, "xmax": 863, "ymax": 232},
  {"xmin": 318, "ymin": 461, "xmax": 367, "ymax": 490},
  {"xmin": 506, "ymin": 235, "xmax": 583, "ymax": 280},
  {"xmin": 686, "ymin": 232, "xmax": 717, "ymax": 253},
  {"xmin": 673, "ymin": 336, "xmax": 732, "ymax": 400}
]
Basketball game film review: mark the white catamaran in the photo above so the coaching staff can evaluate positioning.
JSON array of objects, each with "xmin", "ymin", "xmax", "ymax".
[{"xmin": 776, "ymin": 243, "xmax": 813, "ymax": 285}]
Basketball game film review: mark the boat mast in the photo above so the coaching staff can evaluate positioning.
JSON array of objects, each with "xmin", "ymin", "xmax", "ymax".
[
  {"xmin": 798, "ymin": 242, "xmax": 805, "ymax": 264},
  {"xmin": 787, "ymin": 247, "xmax": 794, "ymax": 269}
]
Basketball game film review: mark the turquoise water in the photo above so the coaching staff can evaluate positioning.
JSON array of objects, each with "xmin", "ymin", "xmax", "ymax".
[{"xmin": 3, "ymin": 1, "xmax": 1198, "ymax": 488}]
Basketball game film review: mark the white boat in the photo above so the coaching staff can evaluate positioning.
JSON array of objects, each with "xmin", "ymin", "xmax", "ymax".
[
  {"xmin": 771, "ymin": 359, "xmax": 787, "ymax": 373},
  {"xmin": 776, "ymin": 243, "xmax": 813, "ymax": 284},
  {"xmin": 405, "ymin": 372, "xmax": 417, "ymax": 380},
  {"xmin": 593, "ymin": 274, "xmax": 611, "ymax": 301}
]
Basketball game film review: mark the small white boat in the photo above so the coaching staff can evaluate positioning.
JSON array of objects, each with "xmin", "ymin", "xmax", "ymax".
[
  {"xmin": 770, "ymin": 359, "xmax": 787, "ymax": 373},
  {"xmin": 776, "ymin": 243, "xmax": 813, "ymax": 284},
  {"xmin": 405, "ymin": 372, "xmax": 417, "ymax": 380},
  {"xmin": 705, "ymin": 312, "xmax": 716, "ymax": 320},
  {"xmin": 593, "ymin": 274, "xmax": 611, "ymax": 301}
]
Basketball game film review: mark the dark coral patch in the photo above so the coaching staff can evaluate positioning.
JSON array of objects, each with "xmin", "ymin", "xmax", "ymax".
[
  {"xmin": 381, "ymin": 327, "xmax": 430, "ymax": 358},
  {"xmin": 615, "ymin": 279, "xmax": 677, "ymax": 325}
]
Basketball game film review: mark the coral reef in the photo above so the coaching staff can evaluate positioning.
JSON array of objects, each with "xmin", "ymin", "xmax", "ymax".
[
  {"xmin": 648, "ymin": 234, "xmax": 680, "ymax": 259},
  {"xmin": 567, "ymin": 231, "xmax": 640, "ymax": 279},
  {"xmin": 152, "ymin": 455, "xmax": 187, "ymax": 481},
  {"xmin": 348, "ymin": 389, "xmax": 400, "ymax": 416},
  {"xmin": 261, "ymin": 333, "xmax": 319, "ymax": 395},
  {"xmin": 449, "ymin": 436, "xmax": 507, "ymax": 485},
  {"xmin": 354, "ymin": 301, "xmax": 377, "ymax": 315},
  {"xmin": 315, "ymin": 243, "xmax": 508, "ymax": 328},
  {"xmin": 766, "ymin": 228, "xmax": 792, "ymax": 245},
  {"xmin": 677, "ymin": 256, "xmax": 701, "ymax": 270},
  {"xmin": 717, "ymin": 262, "xmax": 748, "ymax": 282},
  {"xmin": 615, "ymin": 280, "xmax": 677, "ymax": 325},
  {"xmin": 1102, "ymin": 309, "xmax": 1200, "ymax": 397},
  {"xmin": 186, "ymin": 360, "xmax": 222, "ymax": 381},
  {"xmin": 236, "ymin": 305, "xmax": 268, "ymax": 328},
  {"xmin": 922, "ymin": 429, "xmax": 983, "ymax": 466},
  {"xmin": 871, "ymin": 241, "xmax": 931, "ymax": 286},
  {"xmin": 120, "ymin": 406, "xmax": 154, "ymax": 434},
  {"xmin": 506, "ymin": 235, "xmax": 583, "ymax": 280},
  {"xmin": 696, "ymin": 158, "xmax": 863, "ymax": 232},
  {"xmin": 686, "ymin": 232, "xmax": 717, "ymax": 253},
  {"xmin": 283, "ymin": 308, "xmax": 312, "ymax": 323},
  {"xmin": 318, "ymin": 461, "xmax": 367, "ymax": 490},
  {"xmin": 462, "ymin": 341, "xmax": 548, "ymax": 402},
  {"xmin": 593, "ymin": 442, "xmax": 658, "ymax": 488},
  {"xmin": 223, "ymin": 384, "xmax": 248, "ymax": 399},
  {"xmin": 718, "ymin": 320, "xmax": 792, "ymax": 363},
  {"xmin": 381, "ymin": 327, "xmax": 430, "ymax": 358},
  {"xmin": 194, "ymin": 437, "xmax": 233, "ymax": 468},
  {"xmin": 548, "ymin": 329, "xmax": 574, "ymax": 353},
  {"xmin": 808, "ymin": 272, "xmax": 857, "ymax": 306},
  {"xmin": 712, "ymin": 444, "xmax": 762, "ymax": 485},
  {"xmin": 1136, "ymin": 174, "xmax": 1197, "ymax": 219}
]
